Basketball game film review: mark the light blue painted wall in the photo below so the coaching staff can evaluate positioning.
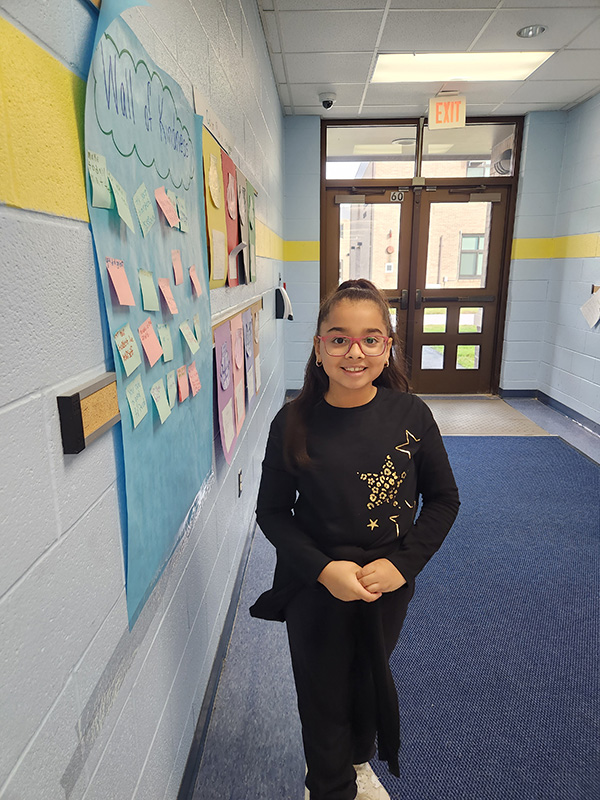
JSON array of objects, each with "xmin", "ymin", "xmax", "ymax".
[
  {"xmin": 0, "ymin": 1, "xmax": 285, "ymax": 798},
  {"xmin": 283, "ymin": 115, "xmax": 321, "ymax": 389},
  {"xmin": 501, "ymin": 102, "xmax": 600, "ymax": 425}
]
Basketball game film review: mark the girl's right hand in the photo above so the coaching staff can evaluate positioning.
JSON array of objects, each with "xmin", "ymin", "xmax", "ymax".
[{"xmin": 317, "ymin": 561, "xmax": 382, "ymax": 603}]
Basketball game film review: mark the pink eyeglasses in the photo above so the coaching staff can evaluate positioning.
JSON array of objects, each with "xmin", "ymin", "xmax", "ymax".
[{"xmin": 317, "ymin": 335, "xmax": 391, "ymax": 357}]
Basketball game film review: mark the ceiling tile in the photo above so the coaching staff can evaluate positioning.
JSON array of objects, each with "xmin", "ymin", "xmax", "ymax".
[
  {"xmin": 363, "ymin": 81, "xmax": 447, "ymax": 105},
  {"xmin": 278, "ymin": 1, "xmax": 388, "ymax": 8},
  {"xmin": 293, "ymin": 104, "xmax": 362, "ymax": 116},
  {"xmin": 380, "ymin": 9, "xmax": 494, "ymax": 52},
  {"xmin": 262, "ymin": 10, "xmax": 281, "ymax": 54},
  {"xmin": 284, "ymin": 52, "xmax": 373, "ymax": 83},
  {"xmin": 278, "ymin": 10, "xmax": 382, "ymax": 53},
  {"xmin": 502, "ymin": 0, "xmax": 600, "ymax": 6},
  {"xmin": 270, "ymin": 52, "xmax": 286, "ymax": 84},
  {"xmin": 390, "ymin": 0, "xmax": 497, "ymax": 7},
  {"xmin": 528, "ymin": 49, "xmax": 600, "ymax": 81},
  {"xmin": 567, "ymin": 17, "xmax": 600, "ymax": 49},
  {"xmin": 494, "ymin": 103, "xmax": 567, "ymax": 115},
  {"xmin": 507, "ymin": 78, "xmax": 600, "ymax": 103},
  {"xmin": 471, "ymin": 8, "xmax": 600, "ymax": 52},
  {"xmin": 357, "ymin": 105, "xmax": 428, "ymax": 117},
  {"xmin": 289, "ymin": 83, "xmax": 366, "ymax": 106}
]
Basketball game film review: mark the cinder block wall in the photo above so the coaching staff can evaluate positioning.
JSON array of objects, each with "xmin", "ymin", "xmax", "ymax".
[
  {"xmin": 502, "ymin": 103, "xmax": 600, "ymax": 426},
  {"xmin": 0, "ymin": 1, "xmax": 286, "ymax": 799},
  {"xmin": 283, "ymin": 115, "xmax": 321, "ymax": 389}
]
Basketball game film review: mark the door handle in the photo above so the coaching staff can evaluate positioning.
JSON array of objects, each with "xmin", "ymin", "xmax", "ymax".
[
  {"xmin": 401, "ymin": 289, "xmax": 408, "ymax": 310},
  {"xmin": 415, "ymin": 289, "xmax": 422, "ymax": 310}
]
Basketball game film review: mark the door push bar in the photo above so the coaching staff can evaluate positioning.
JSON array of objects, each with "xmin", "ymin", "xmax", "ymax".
[{"xmin": 390, "ymin": 292, "xmax": 495, "ymax": 310}]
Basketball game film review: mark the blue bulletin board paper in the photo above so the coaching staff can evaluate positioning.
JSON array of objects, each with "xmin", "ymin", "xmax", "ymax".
[{"xmin": 85, "ymin": 17, "xmax": 213, "ymax": 628}]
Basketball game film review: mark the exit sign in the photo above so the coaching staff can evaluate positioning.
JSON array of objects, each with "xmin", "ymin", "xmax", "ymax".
[{"xmin": 428, "ymin": 95, "xmax": 466, "ymax": 129}]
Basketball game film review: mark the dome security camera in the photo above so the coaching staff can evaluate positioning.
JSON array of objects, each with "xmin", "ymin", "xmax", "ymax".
[{"xmin": 319, "ymin": 92, "xmax": 336, "ymax": 110}]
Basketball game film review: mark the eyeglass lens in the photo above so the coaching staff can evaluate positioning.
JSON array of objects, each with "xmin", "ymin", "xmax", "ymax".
[{"xmin": 324, "ymin": 336, "xmax": 387, "ymax": 356}]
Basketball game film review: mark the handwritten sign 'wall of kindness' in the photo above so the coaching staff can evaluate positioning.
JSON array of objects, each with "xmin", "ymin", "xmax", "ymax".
[{"xmin": 94, "ymin": 32, "xmax": 194, "ymax": 190}]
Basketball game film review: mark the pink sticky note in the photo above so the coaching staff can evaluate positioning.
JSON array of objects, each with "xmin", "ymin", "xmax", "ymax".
[
  {"xmin": 177, "ymin": 365, "xmax": 189, "ymax": 401},
  {"xmin": 188, "ymin": 362, "xmax": 201, "ymax": 396},
  {"xmin": 138, "ymin": 317, "xmax": 163, "ymax": 367},
  {"xmin": 158, "ymin": 278, "xmax": 179, "ymax": 314},
  {"xmin": 155, "ymin": 186, "xmax": 180, "ymax": 227},
  {"xmin": 106, "ymin": 257, "xmax": 135, "ymax": 306},
  {"xmin": 171, "ymin": 249, "xmax": 183, "ymax": 285},
  {"xmin": 189, "ymin": 265, "xmax": 202, "ymax": 297}
]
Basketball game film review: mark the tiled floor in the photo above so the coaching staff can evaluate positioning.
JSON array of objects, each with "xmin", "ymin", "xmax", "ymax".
[
  {"xmin": 420, "ymin": 395, "xmax": 549, "ymax": 437},
  {"xmin": 419, "ymin": 393, "xmax": 600, "ymax": 464}
]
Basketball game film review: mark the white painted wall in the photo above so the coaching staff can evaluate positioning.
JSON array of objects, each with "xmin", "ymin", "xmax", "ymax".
[{"xmin": 0, "ymin": 1, "xmax": 286, "ymax": 799}]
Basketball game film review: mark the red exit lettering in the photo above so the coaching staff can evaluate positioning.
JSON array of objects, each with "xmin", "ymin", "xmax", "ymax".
[{"xmin": 435, "ymin": 101, "xmax": 461, "ymax": 124}]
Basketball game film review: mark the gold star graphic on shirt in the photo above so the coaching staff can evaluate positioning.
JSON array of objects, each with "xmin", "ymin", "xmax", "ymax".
[
  {"xmin": 367, "ymin": 519, "xmax": 379, "ymax": 531},
  {"xmin": 395, "ymin": 429, "xmax": 421, "ymax": 459},
  {"xmin": 358, "ymin": 454, "xmax": 407, "ymax": 510}
]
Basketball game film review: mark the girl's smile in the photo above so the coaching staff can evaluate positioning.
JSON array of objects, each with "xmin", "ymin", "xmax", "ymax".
[{"xmin": 315, "ymin": 299, "xmax": 392, "ymax": 407}]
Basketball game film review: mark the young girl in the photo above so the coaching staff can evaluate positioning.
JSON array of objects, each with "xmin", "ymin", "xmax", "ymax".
[{"xmin": 250, "ymin": 279, "xmax": 459, "ymax": 800}]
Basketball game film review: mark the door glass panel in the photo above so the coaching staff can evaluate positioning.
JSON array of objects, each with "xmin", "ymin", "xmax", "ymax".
[
  {"xmin": 421, "ymin": 344, "xmax": 444, "ymax": 369},
  {"xmin": 425, "ymin": 203, "xmax": 492, "ymax": 290},
  {"xmin": 421, "ymin": 122, "xmax": 516, "ymax": 178},
  {"xmin": 339, "ymin": 203, "xmax": 401, "ymax": 289},
  {"xmin": 459, "ymin": 307, "xmax": 483, "ymax": 333},
  {"xmin": 327, "ymin": 125, "xmax": 417, "ymax": 180},
  {"xmin": 423, "ymin": 307, "xmax": 447, "ymax": 333},
  {"xmin": 456, "ymin": 345, "xmax": 480, "ymax": 369}
]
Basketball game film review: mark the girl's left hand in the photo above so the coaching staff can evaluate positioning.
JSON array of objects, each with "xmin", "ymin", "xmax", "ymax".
[{"xmin": 357, "ymin": 559, "xmax": 407, "ymax": 594}]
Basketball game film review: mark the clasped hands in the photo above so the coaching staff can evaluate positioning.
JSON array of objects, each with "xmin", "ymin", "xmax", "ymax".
[{"xmin": 317, "ymin": 559, "xmax": 406, "ymax": 603}]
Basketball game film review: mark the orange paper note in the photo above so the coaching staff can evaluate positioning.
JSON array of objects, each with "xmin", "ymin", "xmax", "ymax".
[
  {"xmin": 138, "ymin": 317, "xmax": 163, "ymax": 367},
  {"xmin": 158, "ymin": 278, "xmax": 179, "ymax": 314},
  {"xmin": 155, "ymin": 186, "xmax": 180, "ymax": 227},
  {"xmin": 171, "ymin": 249, "xmax": 183, "ymax": 285},
  {"xmin": 189, "ymin": 265, "xmax": 202, "ymax": 297},
  {"xmin": 177, "ymin": 365, "xmax": 189, "ymax": 401},
  {"xmin": 188, "ymin": 362, "xmax": 201, "ymax": 396},
  {"xmin": 106, "ymin": 257, "xmax": 135, "ymax": 306}
]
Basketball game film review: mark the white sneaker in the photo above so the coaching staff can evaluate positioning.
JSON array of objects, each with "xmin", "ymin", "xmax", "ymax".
[{"xmin": 354, "ymin": 762, "xmax": 391, "ymax": 800}]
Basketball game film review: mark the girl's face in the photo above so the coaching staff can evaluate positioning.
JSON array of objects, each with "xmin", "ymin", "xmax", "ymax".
[{"xmin": 314, "ymin": 298, "xmax": 392, "ymax": 406}]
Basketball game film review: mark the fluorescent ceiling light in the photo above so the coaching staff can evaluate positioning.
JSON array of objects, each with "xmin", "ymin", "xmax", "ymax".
[{"xmin": 372, "ymin": 52, "xmax": 554, "ymax": 83}]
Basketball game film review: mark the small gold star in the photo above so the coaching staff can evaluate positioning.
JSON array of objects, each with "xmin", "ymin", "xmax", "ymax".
[
  {"xmin": 367, "ymin": 519, "xmax": 379, "ymax": 530},
  {"xmin": 395, "ymin": 429, "xmax": 421, "ymax": 459}
]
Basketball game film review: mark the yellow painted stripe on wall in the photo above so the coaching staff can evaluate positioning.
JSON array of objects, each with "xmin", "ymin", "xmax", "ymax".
[
  {"xmin": 0, "ymin": 17, "xmax": 88, "ymax": 221},
  {"xmin": 284, "ymin": 240, "xmax": 321, "ymax": 261},
  {"xmin": 512, "ymin": 233, "xmax": 600, "ymax": 260}
]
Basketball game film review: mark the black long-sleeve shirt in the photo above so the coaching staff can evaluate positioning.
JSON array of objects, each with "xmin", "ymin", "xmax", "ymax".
[{"xmin": 251, "ymin": 388, "xmax": 460, "ymax": 621}]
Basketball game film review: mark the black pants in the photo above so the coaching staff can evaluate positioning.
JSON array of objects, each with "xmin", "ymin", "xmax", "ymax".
[{"xmin": 285, "ymin": 582, "xmax": 414, "ymax": 800}]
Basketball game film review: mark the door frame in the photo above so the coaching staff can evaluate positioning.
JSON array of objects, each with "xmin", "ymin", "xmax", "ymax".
[{"xmin": 320, "ymin": 117, "xmax": 523, "ymax": 394}]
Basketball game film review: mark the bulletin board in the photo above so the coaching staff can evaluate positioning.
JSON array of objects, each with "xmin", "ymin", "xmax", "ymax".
[{"xmin": 85, "ymin": 16, "xmax": 213, "ymax": 627}]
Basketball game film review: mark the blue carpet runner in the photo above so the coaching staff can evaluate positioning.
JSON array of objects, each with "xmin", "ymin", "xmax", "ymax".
[{"xmin": 193, "ymin": 437, "xmax": 599, "ymax": 800}]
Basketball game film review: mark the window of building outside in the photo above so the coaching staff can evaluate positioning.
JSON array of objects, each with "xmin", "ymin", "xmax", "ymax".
[{"xmin": 459, "ymin": 234, "xmax": 485, "ymax": 278}]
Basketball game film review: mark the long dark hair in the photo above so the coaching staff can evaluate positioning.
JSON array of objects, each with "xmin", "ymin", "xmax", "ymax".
[{"xmin": 284, "ymin": 279, "xmax": 410, "ymax": 470}]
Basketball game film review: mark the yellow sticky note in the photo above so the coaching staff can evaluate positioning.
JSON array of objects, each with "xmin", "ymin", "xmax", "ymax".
[
  {"xmin": 107, "ymin": 172, "xmax": 135, "ymax": 232},
  {"xmin": 150, "ymin": 378, "xmax": 171, "ymax": 424},
  {"xmin": 138, "ymin": 269, "xmax": 160, "ymax": 312},
  {"xmin": 157, "ymin": 323, "xmax": 174, "ymax": 362},
  {"xmin": 87, "ymin": 150, "xmax": 112, "ymax": 209},
  {"xmin": 179, "ymin": 320, "xmax": 199, "ymax": 354},
  {"xmin": 133, "ymin": 183, "xmax": 156, "ymax": 237},
  {"xmin": 125, "ymin": 374, "xmax": 148, "ymax": 428},
  {"xmin": 114, "ymin": 322, "xmax": 142, "ymax": 376}
]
